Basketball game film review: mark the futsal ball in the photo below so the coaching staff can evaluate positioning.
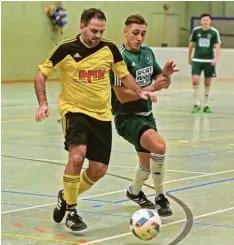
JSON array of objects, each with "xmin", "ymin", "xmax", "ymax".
[{"xmin": 130, "ymin": 209, "xmax": 161, "ymax": 241}]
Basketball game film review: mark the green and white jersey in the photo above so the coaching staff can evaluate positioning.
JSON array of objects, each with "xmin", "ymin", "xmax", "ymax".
[
  {"xmin": 111, "ymin": 44, "xmax": 162, "ymax": 116},
  {"xmin": 190, "ymin": 26, "xmax": 221, "ymax": 62}
]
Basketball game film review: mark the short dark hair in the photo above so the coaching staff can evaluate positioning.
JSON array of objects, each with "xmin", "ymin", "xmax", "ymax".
[
  {"xmin": 200, "ymin": 13, "xmax": 211, "ymax": 19},
  {"xmin": 80, "ymin": 8, "xmax": 106, "ymax": 26},
  {"xmin": 125, "ymin": 14, "xmax": 147, "ymax": 26}
]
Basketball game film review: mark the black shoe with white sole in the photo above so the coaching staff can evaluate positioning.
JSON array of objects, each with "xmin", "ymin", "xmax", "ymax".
[
  {"xmin": 155, "ymin": 193, "xmax": 173, "ymax": 217},
  {"xmin": 65, "ymin": 210, "xmax": 87, "ymax": 231},
  {"xmin": 126, "ymin": 189, "xmax": 156, "ymax": 209},
  {"xmin": 53, "ymin": 189, "xmax": 66, "ymax": 223}
]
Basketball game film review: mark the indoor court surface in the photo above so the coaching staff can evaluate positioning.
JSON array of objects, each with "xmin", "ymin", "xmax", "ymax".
[{"xmin": 1, "ymin": 78, "xmax": 234, "ymax": 245}]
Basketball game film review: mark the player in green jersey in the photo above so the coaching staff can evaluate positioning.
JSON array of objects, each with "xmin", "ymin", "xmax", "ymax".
[
  {"xmin": 188, "ymin": 13, "xmax": 221, "ymax": 113},
  {"xmin": 111, "ymin": 14, "xmax": 178, "ymax": 216}
]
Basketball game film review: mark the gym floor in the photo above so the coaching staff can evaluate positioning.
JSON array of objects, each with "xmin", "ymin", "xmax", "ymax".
[{"xmin": 2, "ymin": 78, "xmax": 234, "ymax": 245}]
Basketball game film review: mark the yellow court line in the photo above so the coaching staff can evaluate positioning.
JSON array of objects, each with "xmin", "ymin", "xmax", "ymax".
[
  {"xmin": 1, "ymin": 233, "xmax": 97, "ymax": 245},
  {"xmin": 1, "ymin": 118, "xmax": 36, "ymax": 123},
  {"xmin": 156, "ymin": 110, "xmax": 234, "ymax": 118},
  {"xmin": 1, "ymin": 116, "xmax": 58, "ymax": 124},
  {"xmin": 2, "ymin": 112, "xmax": 234, "ymax": 123},
  {"xmin": 193, "ymin": 134, "xmax": 234, "ymax": 142},
  {"xmin": 168, "ymin": 134, "xmax": 234, "ymax": 146}
]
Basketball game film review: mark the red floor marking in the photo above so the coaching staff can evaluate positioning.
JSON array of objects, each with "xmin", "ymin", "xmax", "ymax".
[
  {"xmin": 10, "ymin": 222, "xmax": 88, "ymax": 241},
  {"xmin": 55, "ymin": 233, "xmax": 69, "ymax": 238},
  {"xmin": 34, "ymin": 228, "xmax": 48, "ymax": 233},
  {"xmin": 11, "ymin": 223, "xmax": 23, "ymax": 227}
]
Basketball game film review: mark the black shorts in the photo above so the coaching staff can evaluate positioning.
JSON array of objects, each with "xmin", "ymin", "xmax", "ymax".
[{"xmin": 62, "ymin": 112, "xmax": 112, "ymax": 165}]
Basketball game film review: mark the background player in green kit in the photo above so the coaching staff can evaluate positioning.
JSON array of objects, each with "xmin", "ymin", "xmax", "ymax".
[
  {"xmin": 111, "ymin": 14, "xmax": 178, "ymax": 216},
  {"xmin": 188, "ymin": 13, "xmax": 221, "ymax": 113}
]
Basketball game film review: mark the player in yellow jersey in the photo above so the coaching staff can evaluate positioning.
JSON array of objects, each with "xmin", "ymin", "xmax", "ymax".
[{"xmin": 34, "ymin": 8, "xmax": 152, "ymax": 232}]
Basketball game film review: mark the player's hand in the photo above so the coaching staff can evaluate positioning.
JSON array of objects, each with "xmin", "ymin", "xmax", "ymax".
[
  {"xmin": 148, "ymin": 92, "xmax": 157, "ymax": 103},
  {"xmin": 35, "ymin": 104, "xmax": 50, "ymax": 122},
  {"xmin": 152, "ymin": 75, "xmax": 168, "ymax": 91},
  {"xmin": 211, "ymin": 58, "xmax": 217, "ymax": 66},
  {"xmin": 188, "ymin": 57, "xmax": 192, "ymax": 65},
  {"xmin": 140, "ymin": 91, "xmax": 157, "ymax": 103},
  {"xmin": 162, "ymin": 60, "xmax": 179, "ymax": 76},
  {"xmin": 139, "ymin": 91, "xmax": 148, "ymax": 100}
]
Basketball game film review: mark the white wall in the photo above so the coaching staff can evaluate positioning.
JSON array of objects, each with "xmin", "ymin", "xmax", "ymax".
[{"xmin": 152, "ymin": 48, "xmax": 234, "ymax": 80}]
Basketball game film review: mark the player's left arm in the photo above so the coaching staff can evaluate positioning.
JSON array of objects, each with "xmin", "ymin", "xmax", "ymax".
[
  {"xmin": 161, "ymin": 60, "xmax": 179, "ymax": 89},
  {"xmin": 212, "ymin": 30, "xmax": 222, "ymax": 66},
  {"xmin": 149, "ymin": 50, "xmax": 178, "ymax": 91},
  {"xmin": 212, "ymin": 44, "xmax": 221, "ymax": 66}
]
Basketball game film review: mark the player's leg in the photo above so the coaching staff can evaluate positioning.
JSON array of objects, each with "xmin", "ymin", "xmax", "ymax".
[
  {"xmin": 115, "ymin": 114, "xmax": 172, "ymax": 215},
  {"xmin": 203, "ymin": 77, "xmax": 212, "ymax": 113},
  {"xmin": 53, "ymin": 112, "xmax": 88, "ymax": 231},
  {"xmin": 115, "ymin": 115, "xmax": 155, "ymax": 208},
  {"xmin": 79, "ymin": 117, "xmax": 112, "ymax": 195},
  {"xmin": 140, "ymin": 128, "xmax": 172, "ymax": 216},
  {"xmin": 203, "ymin": 63, "xmax": 216, "ymax": 113},
  {"xmin": 127, "ymin": 151, "xmax": 156, "ymax": 209},
  {"xmin": 64, "ymin": 144, "xmax": 87, "ymax": 231},
  {"xmin": 65, "ymin": 114, "xmax": 111, "ymax": 231},
  {"xmin": 191, "ymin": 62, "xmax": 202, "ymax": 113},
  {"xmin": 79, "ymin": 161, "xmax": 108, "ymax": 195}
]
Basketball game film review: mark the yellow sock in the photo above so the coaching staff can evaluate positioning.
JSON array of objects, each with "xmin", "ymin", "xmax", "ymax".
[
  {"xmin": 79, "ymin": 169, "xmax": 96, "ymax": 195},
  {"xmin": 63, "ymin": 174, "xmax": 80, "ymax": 211}
]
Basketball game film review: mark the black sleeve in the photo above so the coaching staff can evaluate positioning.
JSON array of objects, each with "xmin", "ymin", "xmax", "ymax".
[
  {"xmin": 48, "ymin": 44, "xmax": 68, "ymax": 67},
  {"xmin": 190, "ymin": 29, "xmax": 197, "ymax": 42},
  {"xmin": 107, "ymin": 42, "xmax": 124, "ymax": 63}
]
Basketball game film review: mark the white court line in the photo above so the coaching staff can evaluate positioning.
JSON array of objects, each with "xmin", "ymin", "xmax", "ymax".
[
  {"xmin": 166, "ymin": 169, "xmax": 208, "ymax": 175},
  {"xmin": 109, "ymin": 165, "xmax": 208, "ymax": 175},
  {"xmin": 1, "ymin": 189, "xmax": 127, "ymax": 215},
  {"xmin": 1, "ymin": 202, "xmax": 57, "ymax": 215},
  {"xmin": 3, "ymin": 167, "xmax": 233, "ymax": 214},
  {"xmin": 108, "ymin": 166, "xmax": 208, "ymax": 175},
  {"xmin": 164, "ymin": 169, "xmax": 234, "ymax": 184},
  {"xmin": 79, "ymin": 206, "xmax": 234, "ymax": 245},
  {"xmin": 2, "ymin": 156, "xmax": 233, "ymax": 214},
  {"xmin": 3, "ymin": 155, "xmax": 209, "ymax": 175}
]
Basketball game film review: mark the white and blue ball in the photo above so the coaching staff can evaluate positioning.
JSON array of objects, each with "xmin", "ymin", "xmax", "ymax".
[{"xmin": 130, "ymin": 209, "xmax": 161, "ymax": 241}]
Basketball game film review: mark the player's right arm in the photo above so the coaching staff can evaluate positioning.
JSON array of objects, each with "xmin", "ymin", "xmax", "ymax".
[
  {"xmin": 188, "ymin": 28, "xmax": 196, "ymax": 65},
  {"xmin": 112, "ymin": 86, "xmax": 157, "ymax": 104},
  {"xmin": 111, "ymin": 73, "xmax": 158, "ymax": 104},
  {"xmin": 34, "ymin": 44, "xmax": 66, "ymax": 122},
  {"xmin": 34, "ymin": 72, "xmax": 50, "ymax": 122},
  {"xmin": 109, "ymin": 43, "xmax": 149, "ymax": 100},
  {"xmin": 188, "ymin": 42, "xmax": 194, "ymax": 65}
]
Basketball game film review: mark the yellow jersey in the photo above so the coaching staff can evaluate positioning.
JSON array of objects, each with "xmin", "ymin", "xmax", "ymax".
[{"xmin": 38, "ymin": 35, "xmax": 129, "ymax": 121}]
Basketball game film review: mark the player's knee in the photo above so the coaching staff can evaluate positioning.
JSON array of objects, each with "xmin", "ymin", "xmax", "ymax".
[
  {"xmin": 192, "ymin": 80, "xmax": 199, "ymax": 86},
  {"xmin": 157, "ymin": 141, "xmax": 166, "ymax": 155},
  {"xmin": 151, "ymin": 140, "xmax": 166, "ymax": 155},
  {"xmin": 70, "ymin": 153, "xmax": 85, "ymax": 168},
  {"xmin": 192, "ymin": 76, "xmax": 200, "ymax": 86},
  {"xmin": 204, "ymin": 78, "xmax": 212, "ymax": 87},
  {"xmin": 97, "ymin": 167, "xmax": 108, "ymax": 179},
  {"xmin": 90, "ymin": 164, "xmax": 108, "ymax": 180}
]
